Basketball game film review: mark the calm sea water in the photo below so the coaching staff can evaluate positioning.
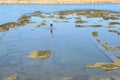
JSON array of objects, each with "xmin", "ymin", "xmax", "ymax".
[{"xmin": 0, "ymin": 4, "xmax": 120, "ymax": 80}]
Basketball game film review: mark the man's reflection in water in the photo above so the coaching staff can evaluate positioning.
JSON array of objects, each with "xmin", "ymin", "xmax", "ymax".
[
  {"xmin": 50, "ymin": 26, "xmax": 53, "ymax": 37},
  {"xmin": 50, "ymin": 20, "xmax": 54, "ymax": 37}
]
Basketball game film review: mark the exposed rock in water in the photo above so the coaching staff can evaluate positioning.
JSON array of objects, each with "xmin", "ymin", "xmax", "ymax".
[
  {"xmin": 92, "ymin": 32, "xmax": 98, "ymax": 37},
  {"xmin": 103, "ymin": 16, "xmax": 119, "ymax": 20},
  {"xmin": 103, "ymin": 43, "xmax": 120, "ymax": 50},
  {"xmin": 36, "ymin": 20, "xmax": 46, "ymax": 27},
  {"xmin": 108, "ymin": 30, "xmax": 120, "ymax": 35},
  {"xmin": 75, "ymin": 25, "xmax": 85, "ymax": 28},
  {"xmin": 55, "ymin": 77, "xmax": 73, "ymax": 80},
  {"xmin": 0, "ymin": 15, "xmax": 31, "ymax": 32},
  {"xmin": 0, "ymin": 22, "xmax": 19, "ymax": 32},
  {"xmin": 92, "ymin": 25, "xmax": 102, "ymax": 27},
  {"xmin": 5, "ymin": 75, "xmax": 17, "ymax": 80},
  {"xmin": 48, "ymin": 15, "xmax": 55, "ymax": 18},
  {"xmin": 31, "ymin": 11, "xmax": 42, "ymax": 16},
  {"xmin": 75, "ymin": 19, "xmax": 87, "ymax": 23},
  {"xmin": 96, "ymin": 39, "xmax": 101, "ymax": 42},
  {"xmin": 29, "ymin": 50, "xmax": 52, "ymax": 60},
  {"xmin": 109, "ymin": 22, "xmax": 120, "ymax": 25},
  {"xmin": 86, "ymin": 62, "xmax": 120, "ymax": 71}
]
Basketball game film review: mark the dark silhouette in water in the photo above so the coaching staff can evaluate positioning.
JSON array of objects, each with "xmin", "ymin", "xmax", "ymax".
[
  {"xmin": 50, "ymin": 20, "xmax": 53, "ymax": 27},
  {"xmin": 50, "ymin": 20, "xmax": 53, "ymax": 37}
]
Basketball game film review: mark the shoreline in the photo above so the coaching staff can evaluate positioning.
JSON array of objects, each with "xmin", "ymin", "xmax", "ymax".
[
  {"xmin": 0, "ymin": 3, "xmax": 120, "ymax": 5},
  {"xmin": 0, "ymin": 0, "xmax": 120, "ymax": 4}
]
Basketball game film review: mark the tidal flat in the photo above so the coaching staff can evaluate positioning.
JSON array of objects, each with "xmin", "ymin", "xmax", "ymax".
[{"xmin": 0, "ymin": 4, "xmax": 120, "ymax": 80}]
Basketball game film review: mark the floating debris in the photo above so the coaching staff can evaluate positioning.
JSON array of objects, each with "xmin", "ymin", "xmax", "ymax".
[
  {"xmin": 92, "ymin": 32, "xmax": 98, "ymax": 37},
  {"xmin": 5, "ymin": 75, "xmax": 17, "ymax": 80},
  {"xmin": 29, "ymin": 50, "xmax": 52, "ymax": 60},
  {"xmin": 103, "ymin": 43, "xmax": 120, "ymax": 50}
]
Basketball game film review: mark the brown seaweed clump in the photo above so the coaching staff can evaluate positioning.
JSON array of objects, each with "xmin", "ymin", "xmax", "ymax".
[
  {"xmin": 103, "ymin": 43, "xmax": 120, "ymax": 50},
  {"xmin": 92, "ymin": 32, "xmax": 98, "ymax": 37},
  {"xmin": 29, "ymin": 50, "xmax": 51, "ymax": 60},
  {"xmin": 86, "ymin": 62, "xmax": 120, "ymax": 71},
  {"xmin": 5, "ymin": 75, "xmax": 17, "ymax": 80}
]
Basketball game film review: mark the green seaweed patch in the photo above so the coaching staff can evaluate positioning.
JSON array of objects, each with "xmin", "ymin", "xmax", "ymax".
[
  {"xmin": 28, "ymin": 50, "xmax": 52, "ymax": 60},
  {"xmin": 109, "ymin": 22, "xmax": 120, "ymax": 25},
  {"xmin": 92, "ymin": 32, "xmax": 98, "ymax": 37},
  {"xmin": 75, "ymin": 19, "xmax": 87, "ymax": 23},
  {"xmin": 86, "ymin": 62, "xmax": 120, "ymax": 71},
  {"xmin": 103, "ymin": 43, "xmax": 120, "ymax": 50}
]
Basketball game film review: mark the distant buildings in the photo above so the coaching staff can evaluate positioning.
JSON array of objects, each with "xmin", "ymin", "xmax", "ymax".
[{"xmin": 0, "ymin": 0, "xmax": 119, "ymax": 4}]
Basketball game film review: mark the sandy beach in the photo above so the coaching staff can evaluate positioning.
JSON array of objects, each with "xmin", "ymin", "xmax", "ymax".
[{"xmin": 0, "ymin": 0, "xmax": 120, "ymax": 4}]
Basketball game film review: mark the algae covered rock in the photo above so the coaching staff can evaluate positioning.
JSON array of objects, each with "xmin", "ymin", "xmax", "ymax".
[
  {"xmin": 92, "ymin": 32, "xmax": 98, "ymax": 37},
  {"xmin": 109, "ymin": 22, "xmax": 120, "ymax": 25},
  {"xmin": 36, "ymin": 20, "xmax": 46, "ymax": 27},
  {"xmin": 86, "ymin": 62, "xmax": 120, "ymax": 71},
  {"xmin": 96, "ymin": 39, "xmax": 101, "ymax": 42},
  {"xmin": 0, "ymin": 15, "xmax": 31, "ymax": 32},
  {"xmin": 108, "ymin": 30, "xmax": 120, "ymax": 35},
  {"xmin": 75, "ymin": 19, "xmax": 87, "ymax": 23},
  {"xmin": 5, "ymin": 75, "xmax": 17, "ymax": 80},
  {"xmin": 103, "ymin": 43, "xmax": 120, "ymax": 50},
  {"xmin": 29, "ymin": 50, "xmax": 52, "ymax": 60}
]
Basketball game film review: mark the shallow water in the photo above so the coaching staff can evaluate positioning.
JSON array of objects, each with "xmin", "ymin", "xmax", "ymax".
[{"xmin": 0, "ymin": 4, "xmax": 120, "ymax": 80}]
